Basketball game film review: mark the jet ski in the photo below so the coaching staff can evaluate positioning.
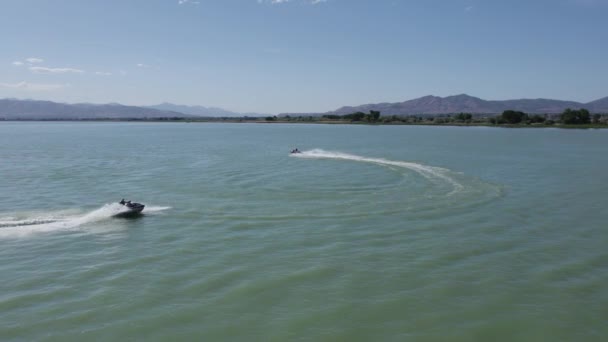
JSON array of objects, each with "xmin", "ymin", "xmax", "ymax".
[
  {"xmin": 117, "ymin": 199, "xmax": 145, "ymax": 217},
  {"xmin": 290, "ymin": 148, "xmax": 301, "ymax": 154}
]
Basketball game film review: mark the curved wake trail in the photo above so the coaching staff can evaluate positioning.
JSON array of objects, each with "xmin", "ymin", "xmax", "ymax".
[
  {"xmin": 291, "ymin": 149, "xmax": 464, "ymax": 194},
  {"xmin": 0, "ymin": 203, "xmax": 171, "ymax": 238}
]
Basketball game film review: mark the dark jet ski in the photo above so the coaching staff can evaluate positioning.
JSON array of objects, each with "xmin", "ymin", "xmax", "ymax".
[
  {"xmin": 290, "ymin": 148, "xmax": 301, "ymax": 154},
  {"xmin": 117, "ymin": 199, "xmax": 145, "ymax": 217}
]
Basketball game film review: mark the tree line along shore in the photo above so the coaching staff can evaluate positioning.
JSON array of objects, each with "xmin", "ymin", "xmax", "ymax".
[
  {"xmin": 261, "ymin": 108, "xmax": 606, "ymax": 128},
  {"xmin": 3, "ymin": 108, "xmax": 606, "ymax": 128}
]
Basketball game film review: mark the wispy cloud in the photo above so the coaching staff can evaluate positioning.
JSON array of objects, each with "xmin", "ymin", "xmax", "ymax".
[
  {"xmin": 178, "ymin": 0, "xmax": 200, "ymax": 4},
  {"xmin": 12, "ymin": 58, "xmax": 88, "ymax": 75},
  {"xmin": 257, "ymin": 0, "xmax": 289, "ymax": 3},
  {"xmin": 95, "ymin": 71, "xmax": 112, "ymax": 76},
  {"xmin": 465, "ymin": 6, "xmax": 474, "ymax": 12},
  {"xmin": 136, "ymin": 63, "xmax": 150, "ymax": 68},
  {"xmin": 29, "ymin": 66, "xmax": 84, "ymax": 74},
  {"xmin": 25, "ymin": 57, "xmax": 44, "ymax": 64},
  {"xmin": 12, "ymin": 58, "xmax": 44, "ymax": 66},
  {"xmin": 0, "ymin": 81, "xmax": 67, "ymax": 91}
]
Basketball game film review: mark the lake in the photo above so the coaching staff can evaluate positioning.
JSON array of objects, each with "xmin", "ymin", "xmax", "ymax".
[{"xmin": 1, "ymin": 122, "xmax": 607, "ymax": 341}]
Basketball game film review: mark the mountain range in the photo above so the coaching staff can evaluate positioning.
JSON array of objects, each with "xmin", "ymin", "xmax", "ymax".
[
  {"xmin": 325, "ymin": 94, "xmax": 608, "ymax": 116},
  {"xmin": 0, "ymin": 99, "xmax": 266, "ymax": 120},
  {"xmin": 0, "ymin": 99, "xmax": 187, "ymax": 120},
  {"xmin": 145, "ymin": 103, "xmax": 242, "ymax": 117},
  {"xmin": 1, "ymin": 95, "xmax": 607, "ymax": 120}
]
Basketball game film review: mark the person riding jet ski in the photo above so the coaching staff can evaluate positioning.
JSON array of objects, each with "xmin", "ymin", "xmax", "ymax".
[{"xmin": 117, "ymin": 199, "xmax": 144, "ymax": 215}]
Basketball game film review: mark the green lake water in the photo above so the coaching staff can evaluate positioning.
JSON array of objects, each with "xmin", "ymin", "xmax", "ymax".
[{"xmin": 1, "ymin": 122, "xmax": 607, "ymax": 341}]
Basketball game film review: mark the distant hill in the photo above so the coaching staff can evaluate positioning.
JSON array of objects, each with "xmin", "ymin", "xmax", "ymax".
[
  {"xmin": 0, "ymin": 99, "xmax": 190, "ymax": 120},
  {"xmin": 145, "ymin": 102, "xmax": 239, "ymax": 117},
  {"xmin": 145, "ymin": 103, "xmax": 268, "ymax": 118},
  {"xmin": 585, "ymin": 96, "xmax": 608, "ymax": 112},
  {"xmin": 325, "ymin": 94, "xmax": 608, "ymax": 115}
]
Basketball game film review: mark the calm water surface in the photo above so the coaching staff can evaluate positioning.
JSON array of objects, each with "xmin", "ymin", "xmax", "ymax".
[{"xmin": 1, "ymin": 122, "xmax": 607, "ymax": 341}]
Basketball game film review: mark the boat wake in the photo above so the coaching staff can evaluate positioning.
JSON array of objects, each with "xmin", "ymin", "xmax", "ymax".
[
  {"xmin": 0, "ymin": 203, "xmax": 171, "ymax": 238},
  {"xmin": 291, "ymin": 149, "xmax": 464, "ymax": 195}
]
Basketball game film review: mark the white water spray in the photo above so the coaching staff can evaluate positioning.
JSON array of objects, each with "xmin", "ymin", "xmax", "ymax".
[
  {"xmin": 0, "ymin": 203, "xmax": 171, "ymax": 238},
  {"xmin": 291, "ymin": 149, "xmax": 464, "ymax": 194}
]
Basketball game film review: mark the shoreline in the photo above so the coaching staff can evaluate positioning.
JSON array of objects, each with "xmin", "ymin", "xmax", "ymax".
[{"xmin": 1, "ymin": 119, "xmax": 607, "ymax": 129}]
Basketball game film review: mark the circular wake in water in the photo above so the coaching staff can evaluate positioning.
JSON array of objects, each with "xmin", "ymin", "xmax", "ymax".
[
  {"xmin": 0, "ymin": 203, "xmax": 171, "ymax": 238},
  {"xmin": 290, "ymin": 149, "xmax": 502, "ymax": 215}
]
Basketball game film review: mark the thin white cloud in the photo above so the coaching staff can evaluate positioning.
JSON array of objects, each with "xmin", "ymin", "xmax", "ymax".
[
  {"xmin": 465, "ymin": 6, "xmax": 474, "ymax": 11},
  {"xmin": 95, "ymin": 71, "xmax": 112, "ymax": 76},
  {"xmin": 178, "ymin": 0, "xmax": 200, "ymax": 4},
  {"xmin": 29, "ymin": 66, "xmax": 84, "ymax": 74},
  {"xmin": 136, "ymin": 63, "xmax": 150, "ymax": 68},
  {"xmin": 0, "ymin": 81, "xmax": 67, "ymax": 91},
  {"xmin": 12, "ymin": 61, "xmax": 24, "ymax": 66},
  {"xmin": 25, "ymin": 57, "xmax": 44, "ymax": 64}
]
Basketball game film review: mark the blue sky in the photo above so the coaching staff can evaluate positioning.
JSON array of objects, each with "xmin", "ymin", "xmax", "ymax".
[{"xmin": 1, "ymin": 0, "xmax": 607, "ymax": 114}]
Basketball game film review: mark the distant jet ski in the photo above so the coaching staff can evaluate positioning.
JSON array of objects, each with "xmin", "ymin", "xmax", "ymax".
[
  {"xmin": 117, "ymin": 199, "xmax": 145, "ymax": 216},
  {"xmin": 290, "ymin": 148, "xmax": 301, "ymax": 154}
]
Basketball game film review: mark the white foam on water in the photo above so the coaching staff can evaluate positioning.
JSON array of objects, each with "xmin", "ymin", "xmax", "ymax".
[
  {"xmin": 0, "ymin": 203, "xmax": 171, "ymax": 238},
  {"xmin": 141, "ymin": 206, "xmax": 173, "ymax": 216},
  {"xmin": 145, "ymin": 206, "xmax": 172, "ymax": 212},
  {"xmin": 0, "ymin": 218, "xmax": 60, "ymax": 228},
  {"xmin": 291, "ymin": 149, "xmax": 464, "ymax": 194}
]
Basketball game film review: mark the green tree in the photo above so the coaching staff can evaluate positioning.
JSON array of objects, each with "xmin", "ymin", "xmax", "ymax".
[
  {"xmin": 529, "ymin": 115, "xmax": 546, "ymax": 123},
  {"xmin": 369, "ymin": 110, "xmax": 381, "ymax": 122},
  {"xmin": 344, "ymin": 112, "xmax": 366, "ymax": 121},
  {"xmin": 561, "ymin": 108, "xmax": 590, "ymax": 124},
  {"xmin": 501, "ymin": 110, "xmax": 528, "ymax": 124},
  {"xmin": 454, "ymin": 113, "xmax": 472, "ymax": 122}
]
